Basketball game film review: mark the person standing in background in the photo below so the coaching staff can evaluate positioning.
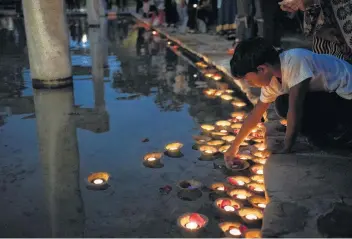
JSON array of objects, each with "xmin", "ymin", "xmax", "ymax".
[
  {"xmin": 187, "ymin": 0, "xmax": 198, "ymax": 33},
  {"xmin": 176, "ymin": 0, "xmax": 188, "ymax": 33},
  {"xmin": 165, "ymin": 0, "xmax": 179, "ymax": 27},
  {"xmin": 216, "ymin": 0, "xmax": 237, "ymax": 39}
]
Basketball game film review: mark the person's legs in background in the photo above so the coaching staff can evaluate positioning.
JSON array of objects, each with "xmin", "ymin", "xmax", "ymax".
[
  {"xmin": 235, "ymin": 0, "xmax": 253, "ymax": 44},
  {"xmin": 176, "ymin": 1, "xmax": 188, "ymax": 33},
  {"xmin": 187, "ymin": 0, "xmax": 198, "ymax": 32}
]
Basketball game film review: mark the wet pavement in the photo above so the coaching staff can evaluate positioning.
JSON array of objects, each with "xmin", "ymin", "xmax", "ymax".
[{"xmin": 0, "ymin": 16, "xmax": 257, "ymax": 237}]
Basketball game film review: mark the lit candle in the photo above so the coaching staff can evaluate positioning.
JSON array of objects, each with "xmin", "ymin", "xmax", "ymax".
[
  {"xmin": 147, "ymin": 157, "xmax": 156, "ymax": 162},
  {"xmin": 256, "ymin": 169, "xmax": 264, "ymax": 175},
  {"xmin": 185, "ymin": 222, "xmax": 198, "ymax": 230},
  {"xmin": 245, "ymin": 214, "xmax": 258, "ymax": 220},
  {"xmin": 237, "ymin": 180, "xmax": 245, "ymax": 186},
  {"xmin": 220, "ymin": 129, "xmax": 227, "ymax": 133},
  {"xmin": 223, "ymin": 205, "xmax": 235, "ymax": 212},
  {"xmin": 152, "ymin": 30, "xmax": 157, "ymax": 35},
  {"xmin": 236, "ymin": 194, "xmax": 247, "ymax": 200},
  {"xmin": 167, "ymin": 41, "xmax": 171, "ymax": 45},
  {"xmin": 254, "ymin": 187, "xmax": 264, "ymax": 192},
  {"xmin": 193, "ymin": 74, "xmax": 198, "ymax": 78},
  {"xmin": 216, "ymin": 186, "xmax": 225, "ymax": 191},
  {"xmin": 205, "ymin": 150, "xmax": 213, "ymax": 154},
  {"xmin": 93, "ymin": 178, "xmax": 104, "ymax": 185},
  {"xmin": 229, "ymin": 228, "xmax": 241, "ymax": 236},
  {"xmin": 193, "ymin": 3, "xmax": 198, "ymax": 8},
  {"xmin": 257, "ymin": 203, "xmax": 266, "ymax": 208},
  {"xmin": 213, "ymin": 74, "xmax": 222, "ymax": 81}
]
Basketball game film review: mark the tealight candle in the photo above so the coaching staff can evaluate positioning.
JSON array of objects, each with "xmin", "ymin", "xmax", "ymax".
[
  {"xmin": 257, "ymin": 203, "xmax": 266, "ymax": 208},
  {"xmin": 205, "ymin": 72, "xmax": 214, "ymax": 78},
  {"xmin": 237, "ymin": 180, "xmax": 245, "ymax": 186},
  {"xmin": 186, "ymin": 222, "xmax": 198, "ymax": 230},
  {"xmin": 221, "ymin": 94, "xmax": 233, "ymax": 101},
  {"xmin": 223, "ymin": 205, "xmax": 235, "ymax": 212},
  {"xmin": 256, "ymin": 169, "xmax": 264, "ymax": 175},
  {"xmin": 236, "ymin": 194, "xmax": 247, "ymax": 200},
  {"xmin": 205, "ymin": 150, "xmax": 213, "ymax": 154},
  {"xmin": 229, "ymin": 228, "xmax": 241, "ymax": 236},
  {"xmin": 245, "ymin": 214, "xmax": 258, "ymax": 220},
  {"xmin": 147, "ymin": 157, "xmax": 156, "ymax": 162},
  {"xmin": 212, "ymin": 74, "xmax": 222, "ymax": 81},
  {"xmin": 217, "ymin": 186, "xmax": 225, "ymax": 191},
  {"xmin": 93, "ymin": 178, "xmax": 104, "ymax": 185},
  {"xmin": 254, "ymin": 187, "xmax": 264, "ymax": 192}
]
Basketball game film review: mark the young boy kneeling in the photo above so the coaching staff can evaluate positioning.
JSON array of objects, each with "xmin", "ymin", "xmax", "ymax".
[{"xmin": 225, "ymin": 38, "xmax": 352, "ymax": 165}]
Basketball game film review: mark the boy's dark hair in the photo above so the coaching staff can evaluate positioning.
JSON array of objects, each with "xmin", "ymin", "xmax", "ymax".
[{"xmin": 230, "ymin": 37, "xmax": 280, "ymax": 78}]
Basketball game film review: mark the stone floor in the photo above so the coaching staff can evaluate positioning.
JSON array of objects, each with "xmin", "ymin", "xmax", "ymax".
[{"xmin": 134, "ymin": 15, "xmax": 352, "ymax": 237}]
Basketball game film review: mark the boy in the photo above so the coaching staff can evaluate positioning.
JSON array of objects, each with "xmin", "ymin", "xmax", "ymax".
[{"xmin": 225, "ymin": 37, "xmax": 352, "ymax": 165}]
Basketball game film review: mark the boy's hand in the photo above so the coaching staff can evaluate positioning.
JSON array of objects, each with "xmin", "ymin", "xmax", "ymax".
[{"xmin": 224, "ymin": 145, "xmax": 239, "ymax": 167}]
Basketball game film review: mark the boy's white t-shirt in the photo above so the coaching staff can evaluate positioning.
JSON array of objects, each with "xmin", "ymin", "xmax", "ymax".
[{"xmin": 260, "ymin": 49, "xmax": 352, "ymax": 103}]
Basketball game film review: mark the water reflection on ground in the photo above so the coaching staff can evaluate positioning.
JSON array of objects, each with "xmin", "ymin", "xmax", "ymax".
[{"xmin": 0, "ymin": 16, "xmax": 249, "ymax": 237}]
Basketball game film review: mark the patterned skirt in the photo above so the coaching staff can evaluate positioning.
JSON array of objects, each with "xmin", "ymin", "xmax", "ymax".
[{"xmin": 216, "ymin": 0, "xmax": 237, "ymax": 33}]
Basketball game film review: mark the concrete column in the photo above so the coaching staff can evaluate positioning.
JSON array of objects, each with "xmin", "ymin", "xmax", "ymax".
[
  {"xmin": 22, "ymin": 0, "xmax": 72, "ymax": 89},
  {"xmin": 86, "ymin": 0, "xmax": 107, "ymax": 27},
  {"xmin": 34, "ymin": 88, "xmax": 84, "ymax": 237}
]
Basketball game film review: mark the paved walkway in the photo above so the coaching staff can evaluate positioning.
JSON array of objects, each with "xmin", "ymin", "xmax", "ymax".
[{"xmin": 133, "ymin": 14, "xmax": 352, "ymax": 237}]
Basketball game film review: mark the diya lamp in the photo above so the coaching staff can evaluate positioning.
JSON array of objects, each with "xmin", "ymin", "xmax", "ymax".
[
  {"xmin": 227, "ymin": 176, "xmax": 251, "ymax": 187},
  {"xmin": 280, "ymin": 118, "xmax": 287, "ymax": 126},
  {"xmin": 215, "ymin": 120, "xmax": 231, "ymax": 131},
  {"xmin": 219, "ymin": 144, "xmax": 231, "ymax": 154},
  {"xmin": 225, "ymin": 159, "xmax": 250, "ymax": 172},
  {"xmin": 215, "ymin": 90, "xmax": 224, "ymax": 97},
  {"xmin": 221, "ymin": 94, "xmax": 233, "ymax": 102},
  {"xmin": 221, "ymin": 135, "xmax": 236, "ymax": 144},
  {"xmin": 244, "ymin": 229, "xmax": 262, "ymax": 238},
  {"xmin": 177, "ymin": 179, "xmax": 203, "ymax": 200},
  {"xmin": 165, "ymin": 142, "xmax": 184, "ymax": 157},
  {"xmin": 199, "ymin": 145, "xmax": 217, "ymax": 160},
  {"xmin": 219, "ymin": 222, "xmax": 248, "ymax": 238},
  {"xmin": 143, "ymin": 152, "xmax": 164, "ymax": 168},
  {"xmin": 237, "ymin": 153, "xmax": 253, "ymax": 160},
  {"xmin": 207, "ymin": 140, "xmax": 225, "ymax": 149},
  {"xmin": 230, "ymin": 123, "xmax": 242, "ymax": 135},
  {"xmin": 228, "ymin": 189, "xmax": 253, "ymax": 201},
  {"xmin": 210, "ymin": 182, "xmax": 229, "ymax": 195},
  {"xmin": 200, "ymin": 124, "xmax": 215, "ymax": 134},
  {"xmin": 253, "ymin": 149, "xmax": 270, "ymax": 158},
  {"xmin": 237, "ymin": 208, "xmax": 263, "ymax": 224},
  {"xmin": 195, "ymin": 61, "xmax": 207, "ymax": 69},
  {"xmin": 250, "ymin": 175, "xmax": 264, "ymax": 184},
  {"xmin": 192, "ymin": 135, "xmax": 212, "ymax": 146},
  {"xmin": 87, "ymin": 172, "xmax": 110, "ymax": 190},
  {"xmin": 254, "ymin": 143, "xmax": 267, "ymax": 152},
  {"xmin": 252, "ymin": 157, "xmax": 267, "ymax": 165},
  {"xmin": 214, "ymin": 198, "xmax": 242, "ymax": 217},
  {"xmin": 212, "ymin": 73, "xmax": 222, "ymax": 81},
  {"xmin": 225, "ymin": 89, "xmax": 234, "ymax": 94},
  {"xmin": 204, "ymin": 71, "xmax": 215, "ymax": 78},
  {"xmin": 247, "ymin": 183, "xmax": 265, "ymax": 194},
  {"xmin": 203, "ymin": 88, "xmax": 217, "ymax": 98},
  {"xmin": 231, "ymin": 112, "xmax": 247, "ymax": 122},
  {"xmin": 232, "ymin": 100, "xmax": 247, "ymax": 108},
  {"xmin": 211, "ymin": 131, "xmax": 228, "ymax": 140},
  {"xmin": 248, "ymin": 196, "xmax": 267, "ymax": 209},
  {"xmin": 250, "ymin": 164, "xmax": 264, "ymax": 175},
  {"xmin": 177, "ymin": 213, "xmax": 208, "ymax": 237}
]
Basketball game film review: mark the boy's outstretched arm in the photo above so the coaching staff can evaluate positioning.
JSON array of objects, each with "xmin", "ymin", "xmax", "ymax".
[
  {"xmin": 283, "ymin": 78, "xmax": 311, "ymax": 152},
  {"xmin": 225, "ymin": 100, "xmax": 270, "ymax": 165}
]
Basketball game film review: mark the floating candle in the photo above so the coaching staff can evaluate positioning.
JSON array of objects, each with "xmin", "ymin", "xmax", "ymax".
[
  {"xmin": 236, "ymin": 194, "xmax": 247, "ymax": 200},
  {"xmin": 147, "ymin": 157, "xmax": 156, "ymax": 162},
  {"xmin": 223, "ymin": 205, "xmax": 235, "ymax": 212},
  {"xmin": 245, "ymin": 214, "xmax": 258, "ymax": 220},
  {"xmin": 93, "ymin": 178, "xmax": 104, "ymax": 185},
  {"xmin": 185, "ymin": 222, "xmax": 198, "ymax": 230},
  {"xmin": 229, "ymin": 228, "xmax": 241, "ymax": 236}
]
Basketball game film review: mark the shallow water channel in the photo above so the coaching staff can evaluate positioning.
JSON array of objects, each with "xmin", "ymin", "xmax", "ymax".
[{"xmin": 0, "ymin": 16, "xmax": 263, "ymax": 237}]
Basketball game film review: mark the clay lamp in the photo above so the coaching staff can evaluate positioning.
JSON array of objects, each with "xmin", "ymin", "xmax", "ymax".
[
  {"xmin": 250, "ymin": 164, "xmax": 264, "ymax": 175},
  {"xmin": 254, "ymin": 143, "xmax": 267, "ymax": 152},
  {"xmin": 227, "ymin": 176, "xmax": 251, "ymax": 187},
  {"xmin": 226, "ymin": 159, "xmax": 250, "ymax": 172},
  {"xmin": 203, "ymin": 88, "xmax": 217, "ymax": 98},
  {"xmin": 238, "ymin": 208, "xmax": 263, "ymax": 224},
  {"xmin": 247, "ymin": 183, "xmax": 265, "ymax": 194},
  {"xmin": 219, "ymin": 144, "xmax": 231, "ymax": 154},
  {"xmin": 196, "ymin": 61, "xmax": 207, "ymax": 69},
  {"xmin": 210, "ymin": 182, "xmax": 229, "ymax": 195},
  {"xmin": 87, "ymin": 172, "xmax": 110, "ymax": 190},
  {"xmin": 232, "ymin": 100, "xmax": 247, "ymax": 108},
  {"xmin": 165, "ymin": 142, "xmax": 184, "ymax": 157},
  {"xmin": 214, "ymin": 198, "xmax": 242, "ymax": 216},
  {"xmin": 177, "ymin": 179, "xmax": 202, "ymax": 191},
  {"xmin": 212, "ymin": 73, "xmax": 222, "ymax": 81},
  {"xmin": 253, "ymin": 149, "xmax": 270, "ymax": 158},
  {"xmin": 237, "ymin": 153, "xmax": 253, "ymax": 160},
  {"xmin": 228, "ymin": 189, "xmax": 253, "ymax": 201},
  {"xmin": 280, "ymin": 118, "xmax": 287, "ymax": 126},
  {"xmin": 204, "ymin": 71, "xmax": 215, "ymax": 78},
  {"xmin": 215, "ymin": 120, "xmax": 231, "ymax": 130},
  {"xmin": 177, "ymin": 213, "xmax": 208, "ymax": 237},
  {"xmin": 221, "ymin": 94, "xmax": 233, "ymax": 102},
  {"xmin": 207, "ymin": 140, "xmax": 225, "ymax": 149},
  {"xmin": 199, "ymin": 145, "xmax": 218, "ymax": 160},
  {"xmin": 143, "ymin": 152, "xmax": 164, "ymax": 168},
  {"xmin": 225, "ymin": 89, "xmax": 234, "ymax": 94},
  {"xmin": 211, "ymin": 131, "xmax": 228, "ymax": 140},
  {"xmin": 248, "ymin": 196, "xmax": 267, "ymax": 209},
  {"xmin": 250, "ymin": 175, "xmax": 264, "ymax": 184},
  {"xmin": 219, "ymin": 222, "xmax": 248, "ymax": 238},
  {"xmin": 230, "ymin": 123, "xmax": 242, "ymax": 135},
  {"xmin": 252, "ymin": 157, "xmax": 267, "ymax": 165},
  {"xmin": 221, "ymin": 135, "xmax": 236, "ymax": 144},
  {"xmin": 244, "ymin": 229, "xmax": 262, "ymax": 238},
  {"xmin": 192, "ymin": 135, "xmax": 212, "ymax": 146},
  {"xmin": 200, "ymin": 124, "xmax": 215, "ymax": 134},
  {"xmin": 215, "ymin": 90, "xmax": 224, "ymax": 97},
  {"xmin": 231, "ymin": 111, "xmax": 247, "ymax": 122}
]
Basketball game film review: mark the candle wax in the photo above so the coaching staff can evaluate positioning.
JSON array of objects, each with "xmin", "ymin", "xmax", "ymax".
[
  {"xmin": 185, "ymin": 222, "xmax": 198, "ymax": 230},
  {"xmin": 93, "ymin": 178, "xmax": 104, "ymax": 185},
  {"xmin": 229, "ymin": 228, "xmax": 241, "ymax": 236},
  {"xmin": 223, "ymin": 205, "xmax": 235, "ymax": 212},
  {"xmin": 258, "ymin": 203, "xmax": 266, "ymax": 208},
  {"xmin": 236, "ymin": 194, "xmax": 247, "ymax": 200},
  {"xmin": 245, "ymin": 214, "xmax": 258, "ymax": 220}
]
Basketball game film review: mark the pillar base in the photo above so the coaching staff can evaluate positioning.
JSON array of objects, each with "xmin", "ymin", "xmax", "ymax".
[{"xmin": 32, "ymin": 77, "xmax": 73, "ymax": 89}]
